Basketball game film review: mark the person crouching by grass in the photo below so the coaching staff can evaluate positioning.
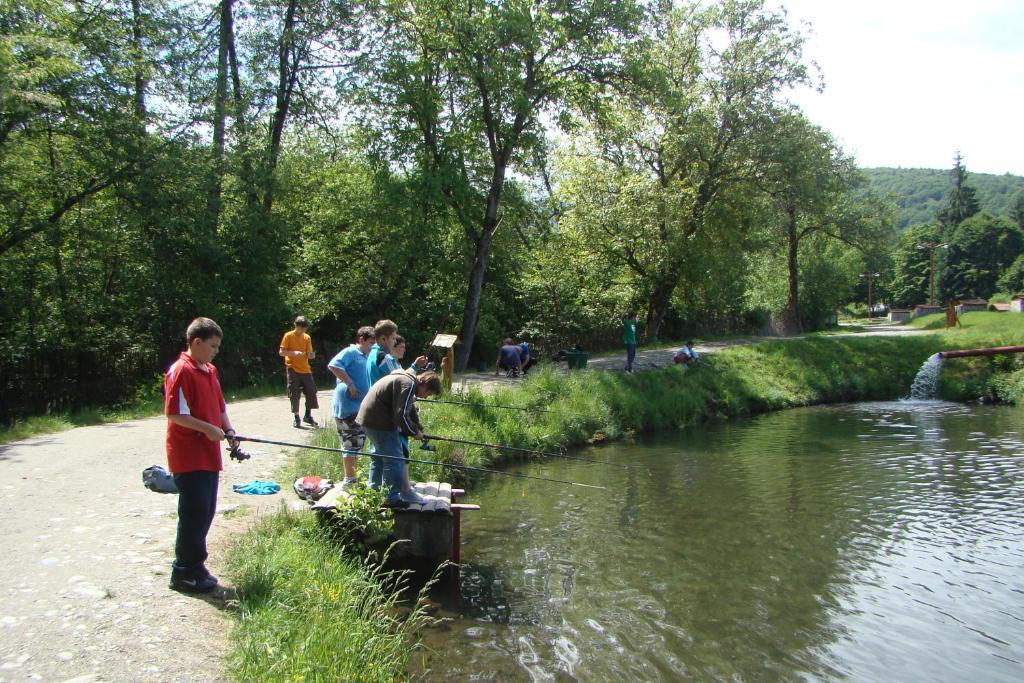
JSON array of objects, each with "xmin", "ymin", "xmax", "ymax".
[
  {"xmin": 165, "ymin": 317, "xmax": 239, "ymax": 593},
  {"xmin": 495, "ymin": 338, "xmax": 523, "ymax": 377},
  {"xmin": 356, "ymin": 370, "xmax": 443, "ymax": 508},
  {"xmin": 327, "ymin": 326, "xmax": 375, "ymax": 490},
  {"xmin": 279, "ymin": 315, "xmax": 319, "ymax": 428}
]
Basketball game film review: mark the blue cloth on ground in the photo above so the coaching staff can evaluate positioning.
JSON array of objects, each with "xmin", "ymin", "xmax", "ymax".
[{"xmin": 232, "ymin": 480, "xmax": 281, "ymax": 495}]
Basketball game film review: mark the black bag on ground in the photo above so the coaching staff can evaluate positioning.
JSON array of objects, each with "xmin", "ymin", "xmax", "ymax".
[{"xmin": 143, "ymin": 465, "xmax": 178, "ymax": 494}]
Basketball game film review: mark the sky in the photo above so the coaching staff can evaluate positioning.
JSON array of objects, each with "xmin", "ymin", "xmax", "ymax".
[{"xmin": 774, "ymin": 0, "xmax": 1024, "ymax": 175}]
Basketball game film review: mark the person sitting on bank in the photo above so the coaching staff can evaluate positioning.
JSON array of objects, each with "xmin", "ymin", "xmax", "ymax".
[
  {"xmin": 518, "ymin": 340, "xmax": 537, "ymax": 375},
  {"xmin": 673, "ymin": 340, "xmax": 700, "ymax": 366},
  {"xmin": 496, "ymin": 338, "xmax": 523, "ymax": 377}
]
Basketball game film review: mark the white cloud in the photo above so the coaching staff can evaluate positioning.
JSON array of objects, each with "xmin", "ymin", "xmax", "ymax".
[{"xmin": 775, "ymin": 0, "xmax": 1024, "ymax": 174}]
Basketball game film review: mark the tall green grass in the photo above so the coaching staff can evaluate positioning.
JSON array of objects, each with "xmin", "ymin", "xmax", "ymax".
[
  {"xmin": 226, "ymin": 511, "xmax": 429, "ymax": 682},
  {"xmin": 405, "ymin": 321, "xmax": 1024, "ymax": 487}
]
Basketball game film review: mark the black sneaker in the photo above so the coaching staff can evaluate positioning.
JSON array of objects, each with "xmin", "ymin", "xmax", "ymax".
[
  {"xmin": 384, "ymin": 497, "xmax": 410, "ymax": 509},
  {"xmin": 293, "ymin": 414, "xmax": 301, "ymax": 428},
  {"xmin": 169, "ymin": 568, "xmax": 217, "ymax": 593},
  {"xmin": 303, "ymin": 415, "xmax": 319, "ymax": 427}
]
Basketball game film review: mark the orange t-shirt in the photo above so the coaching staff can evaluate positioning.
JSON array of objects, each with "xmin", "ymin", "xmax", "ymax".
[{"xmin": 280, "ymin": 330, "xmax": 313, "ymax": 374}]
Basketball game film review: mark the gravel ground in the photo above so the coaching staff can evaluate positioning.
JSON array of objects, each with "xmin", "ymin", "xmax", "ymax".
[
  {"xmin": 0, "ymin": 323, "xmax": 919, "ymax": 682},
  {"xmin": 0, "ymin": 391, "xmax": 331, "ymax": 683}
]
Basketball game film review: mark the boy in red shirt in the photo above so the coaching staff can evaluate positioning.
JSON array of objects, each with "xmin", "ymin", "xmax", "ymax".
[{"xmin": 164, "ymin": 317, "xmax": 239, "ymax": 593}]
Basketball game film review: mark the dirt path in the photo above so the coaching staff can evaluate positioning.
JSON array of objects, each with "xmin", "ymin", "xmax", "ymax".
[
  {"xmin": 0, "ymin": 323, "xmax": 919, "ymax": 682},
  {"xmin": 0, "ymin": 391, "xmax": 330, "ymax": 683}
]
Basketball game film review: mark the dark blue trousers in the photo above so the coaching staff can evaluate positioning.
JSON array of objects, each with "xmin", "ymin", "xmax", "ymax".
[{"xmin": 172, "ymin": 470, "xmax": 219, "ymax": 572}]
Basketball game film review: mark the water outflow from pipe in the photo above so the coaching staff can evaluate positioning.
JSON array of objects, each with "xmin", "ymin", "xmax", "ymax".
[{"xmin": 907, "ymin": 353, "xmax": 944, "ymax": 400}]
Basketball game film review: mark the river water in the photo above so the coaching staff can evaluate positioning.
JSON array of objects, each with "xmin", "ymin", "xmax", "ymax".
[{"xmin": 412, "ymin": 401, "xmax": 1024, "ymax": 681}]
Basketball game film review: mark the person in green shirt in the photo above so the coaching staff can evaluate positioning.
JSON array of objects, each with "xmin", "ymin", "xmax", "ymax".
[{"xmin": 623, "ymin": 311, "xmax": 638, "ymax": 373}]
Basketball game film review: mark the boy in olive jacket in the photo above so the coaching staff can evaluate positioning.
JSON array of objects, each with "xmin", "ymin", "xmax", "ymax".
[{"xmin": 356, "ymin": 370, "xmax": 442, "ymax": 508}]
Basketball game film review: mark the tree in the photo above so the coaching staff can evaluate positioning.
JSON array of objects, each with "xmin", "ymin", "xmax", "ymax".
[
  {"xmin": 755, "ymin": 113, "xmax": 881, "ymax": 333},
  {"xmin": 355, "ymin": 0, "xmax": 645, "ymax": 369},
  {"xmin": 1009, "ymin": 189, "xmax": 1024, "ymax": 231},
  {"xmin": 997, "ymin": 254, "xmax": 1024, "ymax": 295},
  {"xmin": 887, "ymin": 223, "xmax": 942, "ymax": 308},
  {"xmin": 940, "ymin": 212, "xmax": 1023, "ymax": 300},
  {"xmin": 936, "ymin": 151, "xmax": 980, "ymax": 230},
  {"xmin": 554, "ymin": 0, "xmax": 813, "ymax": 342}
]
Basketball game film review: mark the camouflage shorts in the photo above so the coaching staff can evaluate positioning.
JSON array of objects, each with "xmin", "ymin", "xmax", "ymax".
[{"xmin": 335, "ymin": 415, "xmax": 365, "ymax": 454}]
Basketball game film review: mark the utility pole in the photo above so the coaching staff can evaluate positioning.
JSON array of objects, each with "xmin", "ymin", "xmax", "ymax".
[
  {"xmin": 860, "ymin": 272, "xmax": 880, "ymax": 319},
  {"xmin": 916, "ymin": 243, "xmax": 948, "ymax": 306}
]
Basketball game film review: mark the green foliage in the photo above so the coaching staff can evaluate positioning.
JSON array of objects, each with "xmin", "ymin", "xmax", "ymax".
[
  {"xmin": 887, "ymin": 223, "xmax": 943, "ymax": 307},
  {"xmin": 937, "ymin": 152, "xmax": 981, "ymax": 229},
  {"xmin": 940, "ymin": 212, "xmax": 1023, "ymax": 300},
  {"xmin": 862, "ymin": 167, "xmax": 1024, "ymax": 230},
  {"xmin": 226, "ymin": 511, "xmax": 428, "ymax": 682},
  {"xmin": 997, "ymin": 254, "xmax": 1024, "ymax": 294}
]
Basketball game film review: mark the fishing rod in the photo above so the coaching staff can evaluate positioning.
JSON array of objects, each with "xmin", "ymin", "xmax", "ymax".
[
  {"xmin": 231, "ymin": 435, "xmax": 606, "ymax": 490},
  {"xmin": 422, "ymin": 433, "xmax": 636, "ymax": 469},
  {"xmin": 419, "ymin": 398, "xmax": 552, "ymax": 413}
]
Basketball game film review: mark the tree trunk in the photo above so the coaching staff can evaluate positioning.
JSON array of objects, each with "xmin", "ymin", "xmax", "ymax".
[
  {"xmin": 454, "ymin": 168, "xmax": 504, "ymax": 371},
  {"xmin": 130, "ymin": 0, "xmax": 147, "ymax": 121},
  {"xmin": 645, "ymin": 277, "xmax": 676, "ymax": 344},
  {"xmin": 782, "ymin": 205, "xmax": 802, "ymax": 334},
  {"xmin": 263, "ymin": 0, "xmax": 299, "ymax": 214},
  {"xmin": 207, "ymin": 0, "xmax": 232, "ymax": 231}
]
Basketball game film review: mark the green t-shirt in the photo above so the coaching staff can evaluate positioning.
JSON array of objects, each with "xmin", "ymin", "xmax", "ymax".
[{"xmin": 623, "ymin": 319, "xmax": 637, "ymax": 344}]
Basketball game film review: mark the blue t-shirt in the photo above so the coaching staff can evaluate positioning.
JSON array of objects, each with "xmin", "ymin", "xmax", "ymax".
[
  {"xmin": 518, "ymin": 342, "xmax": 530, "ymax": 361},
  {"xmin": 367, "ymin": 343, "xmax": 391, "ymax": 386},
  {"xmin": 329, "ymin": 344, "xmax": 370, "ymax": 419},
  {"xmin": 498, "ymin": 344, "xmax": 521, "ymax": 368}
]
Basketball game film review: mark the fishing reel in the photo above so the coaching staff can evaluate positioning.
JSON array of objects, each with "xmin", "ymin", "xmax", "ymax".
[{"xmin": 228, "ymin": 440, "xmax": 252, "ymax": 461}]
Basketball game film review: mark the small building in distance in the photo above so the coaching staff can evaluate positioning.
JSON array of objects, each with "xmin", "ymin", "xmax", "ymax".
[
  {"xmin": 912, "ymin": 304, "xmax": 942, "ymax": 318},
  {"xmin": 889, "ymin": 309, "xmax": 912, "ymax": 323},
  {"xmin": 1011, "ymin": 295, "xmax": 1024, "ymax": 313},
  {"xmin": 956, "ymin": 299, "xmax": 989, "ymax": 314}
]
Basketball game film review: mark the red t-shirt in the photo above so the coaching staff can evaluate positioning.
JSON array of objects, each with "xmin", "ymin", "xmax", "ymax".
[{"xmin": 164, "ymin": 352, "xmax": 226, "ymax": 473}]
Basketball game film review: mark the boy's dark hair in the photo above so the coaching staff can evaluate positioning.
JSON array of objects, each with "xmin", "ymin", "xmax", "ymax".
[
  {"xmin": 373, "ymin": 319, "xmax": 398, "ymax": 339},
  {"xmin": 503, "ymin": 337, "xmax": 514, "ymax": 346},
  {"xmin": 294, "ymin": 316, "xmax": 309, "ymax": 328},
  {"xmin": 393, "ymin": 335, "xmax": 406, "ymax": 347},
  {"xmin": 416, "ymin": 371, "xmax": 443, "ymax": 396},
  {"xmin": 186, "ymin": 317, "xmax": 223, "ymax": 344},
  {"xmin": 356, "ymin": 326, "xmax": 375, "ymax": 341},
  {"xmin": 625, "ymin": 311, "xmax": 637, "ymax": 319}
]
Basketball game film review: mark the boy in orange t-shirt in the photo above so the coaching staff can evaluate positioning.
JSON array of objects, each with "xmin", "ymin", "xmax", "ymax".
[{"xmin": 279, "ymin": 316, "xmax": 319, "ymax": 428}]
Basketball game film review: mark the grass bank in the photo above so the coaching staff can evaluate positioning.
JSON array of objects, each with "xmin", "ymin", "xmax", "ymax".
[{"xmin": 223, "ymin": 314, "xmax": 1024, "ymax": 681}]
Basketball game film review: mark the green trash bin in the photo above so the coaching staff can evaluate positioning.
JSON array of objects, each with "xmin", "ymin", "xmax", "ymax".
[{"xmin": 566, "ymin": 351, "xmax": 589, "ymax": 369}]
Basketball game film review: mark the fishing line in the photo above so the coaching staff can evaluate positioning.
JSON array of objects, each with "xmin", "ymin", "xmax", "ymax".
[
  {"xmin": 421, "ymin": 433, "xmax": 636, "ymax": 469},
  {"xmin": 231, "ymin": 435, "xmax": 607, "ymax": 490},
  {"xmin": 419, "ymin": 398, "xmax": 552, "ymax": 413}
]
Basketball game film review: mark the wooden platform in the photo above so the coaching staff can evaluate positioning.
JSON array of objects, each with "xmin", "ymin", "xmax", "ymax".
[
  {"xmin": 312, "ymin": 480, "xmax": 454, "ymax": 513},
  {"xmin": 312, "ymin": 481, "xmax": 479, "ymax": 581}
]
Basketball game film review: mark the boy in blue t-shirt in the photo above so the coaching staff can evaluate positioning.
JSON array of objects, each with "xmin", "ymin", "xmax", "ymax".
[{"xmin": 328, "ymin": 326, "xmax": 375, "ymax": 488}]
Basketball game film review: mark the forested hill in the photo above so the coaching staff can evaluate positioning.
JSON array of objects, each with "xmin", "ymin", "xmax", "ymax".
[{"xmin": 862, "ymin": 167, "xmax": 1024, "ymax": 230}]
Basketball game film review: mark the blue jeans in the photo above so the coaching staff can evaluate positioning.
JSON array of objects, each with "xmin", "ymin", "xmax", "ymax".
[
  {"xmin": 365, "ymin": 427, "xmax": 405, "ymax": 501},
  {"xmin": 625, "ymin": 343, "xmax": 637, "ymax": 371}
]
